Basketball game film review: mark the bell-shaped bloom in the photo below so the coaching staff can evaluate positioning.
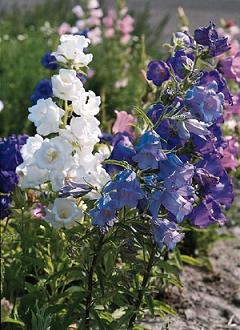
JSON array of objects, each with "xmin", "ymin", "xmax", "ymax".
[
  {"xmin": 220, "ymin": 136, "xmax": 239, "ymax": 170},
  {"xmin": 146, "ymin": 60, "xmax": 170, "ymax": 86},
  {"xmin": 45, "ymin": 198, "xmax": 84, "ymax": 228},
  {"xmin": 195, "ymin": 154, "xmax": 234, "ymax": 209},
  {"xmin": 30, "ymin": 79, "xmax": 53, "ymax": 105},
  {"xmin": 89, "ymin": 194, "xmax": 117, "ymax": 229},
  {"xmin": 199, "ymin": 70, "xmax": 232, "ymax": 105},
  {"xmin": 41, "ymin": 52, "xmax": 58, "ymax": 70},
  {"xmin": 28, "ymin": 98, "xmax": 64, "ymax": 136},
  {"xmin": 34, "ymin": 136, "xmax": 72, "ymax": 171},
  {"xmin": 170, "ymin": 31, "xmax": 194, "ymax": 49},
  {"xmin": 167, "ymin": 50, "xmax": 194, "ymax": 79},
  {"xmin": 0, "ymin": 135, "xmax": 27, "ymax": 172},
  {"xmin": 52, "ymin": 69, "xmax": 85, "ymax": 101},
  {"xmin": 52, "ymin": 34, "xmax": 93, "ymax": 68},
  {"xmin": 132, "ymin": 130, "xmax": 167, "ymax": 170},
  {"xmin": 194, "ymin": 22, "xmax": 230, "ymax": 56},
  {"xmin": 189, "ymin": 196, "xmax": 227, "ymax": 228},
  {"xmin": 104, "ymin": 169, "xmax": 145, "ymax": 209},
  {"xmin": 185, "ymin": 81, "xmax": 224, "ymax": 123},
  {"xmin": 112, "ymin": 111, "xmax": 136, "ymax": 138},
  {"xmin": 152, "ymin": 218, "xmax": 184, "ymax": 250}
]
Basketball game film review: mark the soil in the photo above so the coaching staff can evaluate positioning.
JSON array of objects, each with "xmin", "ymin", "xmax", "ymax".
[{"xmin": 143, "ymin": 225, "xmax": 240, "ymax": 330}]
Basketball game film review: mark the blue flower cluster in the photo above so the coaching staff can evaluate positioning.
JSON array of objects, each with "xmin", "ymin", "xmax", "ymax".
[
  {"xmin": 0, "ymin": 135, "xmax": 28, "ymax": 219},
  {"xmin": 90, "ymin": 23, "xmax": 234, "ymax": 251}
]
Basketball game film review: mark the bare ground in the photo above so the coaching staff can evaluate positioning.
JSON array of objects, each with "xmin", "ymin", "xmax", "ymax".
[{"xmin": 143, "ymin": 225, "xmax": 240, "ymax": 330}]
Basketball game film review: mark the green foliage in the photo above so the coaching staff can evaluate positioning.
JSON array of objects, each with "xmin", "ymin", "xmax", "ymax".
[{"xmin": 1, "ymin": 197, "xmax": 183, "ymax": 328}]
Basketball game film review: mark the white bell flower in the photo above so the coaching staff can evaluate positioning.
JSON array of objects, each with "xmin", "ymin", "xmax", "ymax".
[
  {"xmin": 70, "ymin": 116, "xmax": 101, "ymax": 148},
  {"xmin": 51, "ymin": 69, "xmax": 85, "ymax": 101},
  {"xmin": 72, "ymin": 90, "xmax": 100, "ymax": 117},
  {"xmin": 28, "ymin": 98, "xmax": 64, "ymax": 136},
  {"xmin": 16, "ymin": 162, "xmax": 49, "ymax": 189},
  {"xmin": 19, "ymin": 134, "xmax": 43, "ymax": 165},
  {"xmin": 44, "ymin": 198, "xmax": 84, "ymax": 228},
  {"xmin": 35, "ymin": 136, "xmax": 72, "ymax": 170},
  {"xmin": 52, "ymin": 34, "xmax": 93, "ymax": 68}
]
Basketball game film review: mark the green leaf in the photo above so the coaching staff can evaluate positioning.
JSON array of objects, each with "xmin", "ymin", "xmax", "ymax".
[
  {"xmin": 133, "ymin": 106, "xmax": 153, "ymax": 128},
  {"xmin": 145, "ymin": 293, "xmax": 155, "ymax": 317},
  {"xmin": 91, "ymin": 310, "xmax": 112, "ymax": 330},
  {"xmin": 154, "ymin": 301, "xmax": 177, "ymax": 317},
  {"xmin": 1, "ymin": 316, "xmax": 25, "ymax": 327},
  {"xmin": 103, "ymin": 159, "xmax": 130, "ymax": 169},
  {"xmin": 180, "ymin": 254, "xmax": 203, "ymax": 267},
  {"xmin": 173, "ymin": 248, "xmax": 183, "ymax": 269}
]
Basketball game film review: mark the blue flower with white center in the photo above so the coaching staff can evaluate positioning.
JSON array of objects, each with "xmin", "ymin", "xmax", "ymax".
[{"xmin": 132, "ymin": 131, "xmax": 167, "ymax": 170}]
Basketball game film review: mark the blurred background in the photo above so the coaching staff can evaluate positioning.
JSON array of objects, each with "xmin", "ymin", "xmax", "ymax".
[{"xmin": 1, "ymin": 0, "xmax": 240, "ymax": 38}]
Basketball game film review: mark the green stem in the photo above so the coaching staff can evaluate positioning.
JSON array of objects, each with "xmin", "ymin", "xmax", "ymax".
[
  {"xmin": 84, "ymin": 233, "xmax": 104, "ymax": 330},
  {"xmin": 63, "ymin": 100, "xmax": 69, "ymax": 127},
  {"xmin": 128, "ymin": 245, "xmax": 156, "ymax": 329}
]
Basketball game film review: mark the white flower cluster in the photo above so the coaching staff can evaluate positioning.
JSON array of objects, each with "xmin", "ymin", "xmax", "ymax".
[{"xmin": 16, "ymin": 34, "xmax": 110, "ymax": 228}]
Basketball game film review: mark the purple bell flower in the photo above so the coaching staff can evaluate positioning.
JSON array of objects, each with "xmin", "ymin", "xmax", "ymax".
[
  {"xmin": 89, "ymin": 195, "xmax": 117, "ymax": 229},
  {"xmin": 146, "ymin": 60, "xmax": 170, "ymax": 86},
  {"xmin": 41, "ymin": 52, "xmax": 58, "ymax": 70},
  {"xmin": 30, "ymin": 79, "xmax": 53, "ymax": 105},
  {"xmin": 194, "ymin": 22, "xmax": 230, "ymax": 56},
  {"xmin": 104, "ymin": 169, "xmax": 145, "ymax": 209},
  {"xmin": 189, "ymin": 195, "xmax": 227, "ymax": 228},
  {"xmin": 132, "ymin": 130, "xmax": 166, "ymax": 170},
  {"xmin": 152, "ymin": 218, "xmax": 184, "ymax": 250},
  {"xmin": 185, "ymin": 81, "xmax": 224, "ymax": 123},
  {"xmin": 167, "ymin": 50, "xmax": 194, "ymax": 79}
]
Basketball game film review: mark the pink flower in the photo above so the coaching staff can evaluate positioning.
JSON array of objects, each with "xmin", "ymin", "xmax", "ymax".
[
  {"xmin": 232, "ymin": 51, "xmax": 240, "ymax": 82},
  {"xmin": 120, "ymin": 34, "xmax": 131, "ymax": 45},
  {"xmin": 108, "ymin": 8, "xmax": 117, "ymax": 20},
  {"xmin": 104, "ymin": 28, "xmax": 115, "ymax": 39},
  {"xmin": 112, "ymin": 111, "xmax": 136, "ymax": 137},
  {"xmin": 87, "ymin": 16, "xmax": 101, "ymax": 26},
  {"xmin": 224, "ymin": 94, "xmax": 240, "ymax": 120},
  {"xmin": 90, "ymin": 8, "xmax": 103, "ymax": 18},
  {"xmin": 31, "ymin": 203, "xmax": 46, "ymax": 219},
  {"xmin": 114, "ymin": 78, "xmax": 128, "ymax": 89},
  {"xmin": 219, "ymin": 52, "xmax": 240, "ymax": 82},
  {"xmin": 118, "ymin": 15, "xmax": 134, "ymax": 34},
  {"xmin": 88, "ymin": 27, "xmax": 102, "ymax": 44},
  {"xmin": 58, "ymin": 22, "xmax": 71, "ymax": 35},
  {"xmin": 220, "ymin": 136, "xmax": 239, "ymax": 170},
  {"xmin": 229, "ymin": 39, "xmax": 240, "ymax": 56},
  {"xmin": 219, "ymin": 57, "xmax": 235, "ymax": 79},
  {"xmin": 72, "ymin": 5, "xmax": 84, "ymax": 18},
  {"xmin": 103, "ymin": 15, "xmax": 114, "ymax": 28}
]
